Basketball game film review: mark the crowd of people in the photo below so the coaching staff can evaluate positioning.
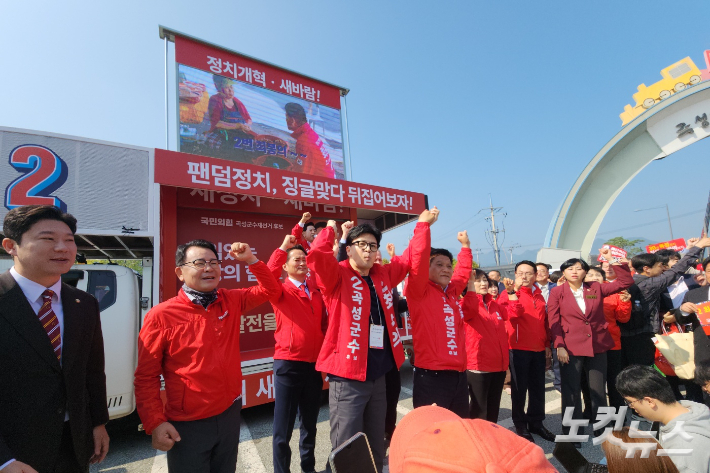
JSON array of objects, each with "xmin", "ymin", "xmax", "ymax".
[{"xmin": 4, "ymin": 204, "xmax": 710, "ymax": 473}]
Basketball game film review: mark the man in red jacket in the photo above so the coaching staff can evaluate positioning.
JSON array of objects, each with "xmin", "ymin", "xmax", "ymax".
[
  {"xmin": 291, "ymin": 212, "xmax": 317, "ymax": 252},
  {"xmin": 134, "ymin": 239, "xmax": 279, "ymax": 473},
  {"xmin": 307, "ymin": 209, "xmax": 435, "ymax": 473},
  {"xmin": 406, "ymin": 220, "xmax": 472, "ymax": 418},
  {"xmin": 285, "ymin": 102, "xmax": 336, "ymax": 178},
  {"xmin": 498, "ymin": 260, "xmax": 555, "ymax": 443},
  {"xmin": 267, "ymin": 235, "xmax": 327, "ymax": 473}
]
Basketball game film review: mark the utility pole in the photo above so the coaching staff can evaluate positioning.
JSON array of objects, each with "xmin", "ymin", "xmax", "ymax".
[
  {"xmin": 479, "ymin": 195, "xmax": 505, "ymax": 266},
  {"xmin": 506, "ymin": 244, "xmax": 521, "ymax": 264},
  {"xmin": 473, "ymin": 248, "xmax": 482, "ymax": 266}
]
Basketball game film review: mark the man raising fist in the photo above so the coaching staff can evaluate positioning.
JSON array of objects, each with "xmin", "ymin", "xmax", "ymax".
[{"xmin": 134, "ymin": 239, "xmax": 279, "ymax": 473}]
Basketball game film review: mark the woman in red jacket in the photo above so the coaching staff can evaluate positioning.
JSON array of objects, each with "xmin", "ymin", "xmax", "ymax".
[
  {"xmin": 584, "ymin": 266, "xmax": 631, "ymax": 408},
  {"xmin": 460, "ymin": 269, "xmax": 510, "ymax": 422},
  {"xmin": 547, "ymin": 248, "xmax": 633, "ymax": 439}
]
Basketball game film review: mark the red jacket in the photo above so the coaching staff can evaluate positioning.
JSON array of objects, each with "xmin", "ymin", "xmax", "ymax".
[
  {"xmin": 267, "ymin": 248, "xmax": 327, "ymax": 362},
  {"xmin": 291, "ymin": 123, "xmax": 335, "ymax": 178},
  {"xmin": 547, "ymin": 264, "xmax": 634, "ymax": 357},
  {"xmin": 498, "ymin": 285, "xmax": 550, "ymax": 352},
  {"xmin": 461, "ymin": 292, "xmax": 510, "ymax": 372},
  {"xmin": 291, "ymin": 222, "xmax": 312, "ymax": 253},
  {"xmin": 307, "ymin": 225, "xmax": 414, "ymax": 381},
  {"xmin": 405, "ymin": 224, "xmax": 472, "ymax": 371},
  {"xmin": 602, "ymin": 287, "xmax": 632, "ymax": 350},
  {"xmin": 134, "ymin": 261, "xmax": 278, "ymax": 434}
]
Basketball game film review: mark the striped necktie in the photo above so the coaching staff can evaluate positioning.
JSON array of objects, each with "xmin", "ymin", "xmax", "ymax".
[{"xmin": 39, "ymin": 289, "xmax": 62, "ymax": 361}]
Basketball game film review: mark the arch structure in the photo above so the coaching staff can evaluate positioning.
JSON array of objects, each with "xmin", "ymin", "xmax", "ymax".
[{"xmin": 538, "ymin": 81, "xmax": 710, "ymax": 266}]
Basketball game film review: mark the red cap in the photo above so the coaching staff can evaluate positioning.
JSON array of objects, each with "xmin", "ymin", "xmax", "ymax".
[{"xmin": 390, "ymin": 406, "xmax": 557, "ymax": 473}]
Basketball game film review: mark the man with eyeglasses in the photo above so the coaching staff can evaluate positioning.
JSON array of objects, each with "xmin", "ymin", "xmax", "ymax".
[
  {"xmin": 617, "ymin": 364, "xmax": 710, "ymax": 473},
  {"xmin": 498, "ymin": 260, "xmax": 555, "ymax": 443},
  {"xmin": 307, "ymin": 209, "xmax": 436, "ymax": 473},
  {"xmin": 266, "ymin": 235, "xmax": 328, "ymax": 473},
  {"xmin": 134, "ymin": 239, "xmax": 279, "ymax": 473}
]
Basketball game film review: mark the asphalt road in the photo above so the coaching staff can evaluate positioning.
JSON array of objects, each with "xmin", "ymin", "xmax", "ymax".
[{"xmin": 89, "ymin": 361, "xmax": 606, "ymax": 473}]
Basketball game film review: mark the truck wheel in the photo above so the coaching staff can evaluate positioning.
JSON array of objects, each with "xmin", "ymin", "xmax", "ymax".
[
  {"xmin": 690, "ymin": 75, "xmax": 701, "ymax": 85},
  {"xmin": 674, "ymin": 82, "xmax": 686, "ymax": 93},
  {"xmin": 659, "ymin": 90, "xmax": 671, "ymax": 100},
  {"xmin": 642, "ymin": 98, "xmax": 655, "ymax": 109}
]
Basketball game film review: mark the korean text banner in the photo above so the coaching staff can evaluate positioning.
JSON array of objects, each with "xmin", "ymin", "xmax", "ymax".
[
  {"xmin": 175, "ymin": 36, "xmax": 345, "ymax": 180},
  {"xmin": 154, "ymin": 149, "xmax": 426, "ymax": 215}
]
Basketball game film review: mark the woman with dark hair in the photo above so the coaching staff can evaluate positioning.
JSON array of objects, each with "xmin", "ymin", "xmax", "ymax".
[
  {"xmin": 547, "ymin": 248, "xmax": 634, "ymax": 438},
  {"xmin": 205, "ymin": 76, "xmax": 254, "ymax": 161},
  {"xmin": 602, "ymin": 427, "xmax": 679, "ymax": 473},
  {"xmin": 460, "ymin": 269, "xmax": 509, "ymax": 422},
  {"xmin": 584, "ymin": 266, "xmax": 631, "ymax": 408}
]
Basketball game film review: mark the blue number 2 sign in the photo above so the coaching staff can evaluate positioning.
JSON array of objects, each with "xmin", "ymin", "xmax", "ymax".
[{"xmin": 4, "ymin": 144, "xmax": 68, "ymax": 212}]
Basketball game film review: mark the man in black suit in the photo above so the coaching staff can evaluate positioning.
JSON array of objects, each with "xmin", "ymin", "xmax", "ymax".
[{"xmin": 0, "ymin": 205, "xmax": 109, "ymax": 473}]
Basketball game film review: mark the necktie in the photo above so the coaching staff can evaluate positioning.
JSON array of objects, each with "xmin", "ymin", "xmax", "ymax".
[
  {"xmin": 300, "ymin": 283, "xmax": 311, "ymax": 299},
  {"xmin": 39, "ymin": 289, "xmax": 62, "ymax": 361}
]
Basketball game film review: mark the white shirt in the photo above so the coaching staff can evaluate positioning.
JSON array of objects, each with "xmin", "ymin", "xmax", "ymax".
[
  {"xmin": 10, "ymin": 267, "xmax": 64, "ymax": 355},
  {"xmin": 571, "ymin": 285, "xmax": 586, "ymax": 314},
  {"xmin": 538, "ymin": 282, "xmax": 552, "ymax": 302},
  {"xmin": 288, "ymin": 277, "xmax": 310, "ymax": 297}
]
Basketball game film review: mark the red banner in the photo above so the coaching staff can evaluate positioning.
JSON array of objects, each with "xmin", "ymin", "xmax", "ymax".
[
  {"xmin": 597, "ymin": 245, "xmax": 627, "ymax": 262},
  {"xmin": 646, "ymin": 238, "xmax": 687, "ymax": 254},
  {"xmin": 695, "ymin": 301, "xmax": 710, "ymax": 336},
  {"xmin": 175, "ymin": 35, "xmax": 342, "ymax": 109},
  {"xmin": 155, "ymin": 148, "xmax": 426, "ymax": 215}
]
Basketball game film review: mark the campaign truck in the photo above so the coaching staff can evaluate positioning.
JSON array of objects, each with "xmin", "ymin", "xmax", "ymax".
[{"xmin": 0, "ymin": 126, "xmax": 426, "ymax": 420}]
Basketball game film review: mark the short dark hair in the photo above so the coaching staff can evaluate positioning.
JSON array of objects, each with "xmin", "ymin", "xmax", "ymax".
[
  {"xmin": 703, "ymin": 257, "xmax": 710, "ymax": 272},
  {"xmin": 314, "ymin": 221, "xmax": 327, "ymax": 231},
  {"xmin": 695, "ymin": 359, "xmax": 710, "ymax": 388},
  {"xmin": 430, "ymin": 248, "xmax": 454, "ymax": 264},
  {"xmin": 470, "ymin": 268, "xmax": 493, "ymax": 286},
  {"xmin": 536, "ymin": 262, "xmax": 552, "ymax": 271},
  {"xmin": 560, "ymin": 258, "xmax": 590, "ymax": 272},
  {"xmin": 514, "ymin": 260, "xmax": 537, "ymax": 273},
  {"xmin": 588, "ymin": 266, "xmax": 606, "ymax": 281},
  {"xmin": 631, "ymin": 253, "xmax": 658, "ymax": 273},
  {"xmin": 285, "ymin": 245, "xmax": 306, "ymax": 261},
  {"xmin": 615, "ymin": 365, "xmax": 677, "ymax": 405},
  {"xmin": 303, "ymin": 222, "xmax": 316, "ymax": 232},
  {"xmin": 549, "ymin": 270, "xmax": 562, "ymax": 283},
  {"xmin": 3, "ymin": 205, "xmax": 77, "ymax": 244},
  {"xmin": 176, "ymin": 239, "xmax": 219, "ymax": 266},
  {"xmin": 346, "ymin": 224, "xmax": 382, "ymax": 246},
  {"xmin": 285, "ymin": 102, "xmax": 307, "ymax": 124},
  {"xmin": 655, "ymin": 249, "xmax": 680, "ymax": 264},
  {"xmin": 488, "ymin": 270, "xmax": 501, "ymax": 277}
]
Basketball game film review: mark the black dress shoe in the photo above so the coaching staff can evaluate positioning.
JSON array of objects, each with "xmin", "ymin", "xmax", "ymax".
[
  {"xmin": 528, "ymin": 424, "xmax": 556, "ymax": 442},
  {"xmin": 514, "ymin": 425, "xmax": 535, "ymax": 442}
]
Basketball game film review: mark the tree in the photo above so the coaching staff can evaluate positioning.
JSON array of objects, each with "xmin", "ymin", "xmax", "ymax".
[
  {"xmin": 87, "ymin": 259, "xmax": 144, "ymax": 275},
  {"xmin": 604, "ymin": 236, "xmax": 644, "ymax": 256}
]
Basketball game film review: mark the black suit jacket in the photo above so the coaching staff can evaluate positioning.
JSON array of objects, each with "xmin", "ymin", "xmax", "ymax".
[
  {"xmin": 675, "ymin": 285, "xmax": 710, "ymax": 366},
  {"xmin": 0, "ymin": 271, "xmax": 109, "ymax": 473}
]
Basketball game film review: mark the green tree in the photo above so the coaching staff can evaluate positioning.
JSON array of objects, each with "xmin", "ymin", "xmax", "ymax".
[
  {"xmin": 604, "ymin": 236, "xmax": 644, "ymax": 256},
  {"xmin": 86, "ymin": 259, "xmax": 144, "ymax": 275}
]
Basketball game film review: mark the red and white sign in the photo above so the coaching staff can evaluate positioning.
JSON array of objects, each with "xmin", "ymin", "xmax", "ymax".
[
  {"xmin": 155, "ymin": 148, "xmax": 426, "ymax": 215},
  {"xmin": 646, "ymin": 238, "xmax": 687, "ymax": 254},
  {"xmin": 694, "ymin": 301, "xmax": 710, "ymax": 336},
  {"xmin": 597, "ymin": 245, "xmax": 627, "ymax": 262},
  {"xmin": 175, "ymin": 35, "xmax": 342, "ymax": 109}
]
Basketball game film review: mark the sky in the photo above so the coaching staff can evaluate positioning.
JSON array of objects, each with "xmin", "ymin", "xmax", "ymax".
[{"xmin": 1, "ymin": 1, "xmax": 709, "ymax": 266}]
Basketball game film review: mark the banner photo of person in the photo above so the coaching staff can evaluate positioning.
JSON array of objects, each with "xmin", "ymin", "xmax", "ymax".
[{"xmin": 177, "ymin": 64, "xmax": 345, "ymax": 180}]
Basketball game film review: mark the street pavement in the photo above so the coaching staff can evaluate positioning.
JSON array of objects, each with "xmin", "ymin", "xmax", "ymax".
[{"xmin": 89, "ymin": 360, "xmax": 605, "ymax": 473}]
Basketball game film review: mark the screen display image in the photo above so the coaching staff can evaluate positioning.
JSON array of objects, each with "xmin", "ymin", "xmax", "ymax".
[{"xmin": 178, "ymin": 64, "xmax": 345, "ymax": 180}]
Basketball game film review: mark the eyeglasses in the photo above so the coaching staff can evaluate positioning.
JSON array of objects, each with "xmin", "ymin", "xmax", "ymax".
[
  {"xmin": 181, "ymin": 259, "xmax": 222, "ymax": 269},
  {"xmin": 624, "ymin": 398, "xmax": 642, "ymax": 407},
  {"xmin": 351, "ymin": 240, "xmax": 379, "ymax": 252}
]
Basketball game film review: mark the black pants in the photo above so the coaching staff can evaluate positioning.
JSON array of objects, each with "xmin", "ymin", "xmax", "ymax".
[
  {"xmin": 328, "ymin": 375, "xmax": 387, "ymax": 473},
  {"xmin": 607, "ymin": 349, "xmax": 625, "ymax": 408},
  {"xmin": 167, "ymin": 399, "xmax": 242, "ymax": 473},
  {"xmin": 54, "ymin": 421, "xmax": 88, "ymax": 473},
  {"xmin": 272, "ymin": 360, "xmax": 323, "ymax": 473},
  {"xmin": 412, "ymin": 367, "xmax": 468, "ymax": 418},
  {"xmin": 620, "ymin": 332, "xmax": 655, "ymax": 366},
  {"xmin": 466, "ymin": 370, "xmax": 506, "ymax": 422},
  {"xmin": 560, "ymin": 352, "xmax": 607, "ymax": 436},
  {"xmin": 384, "ymin": 366, "xmax": 401, "ymax": 441},
  {"xmin": 509, "ymin": 349, "xmax": 546, "ymax": 428},
  {"xmin": 666, "ymin": 375, "xmax": 705, "ymax": 403}
]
